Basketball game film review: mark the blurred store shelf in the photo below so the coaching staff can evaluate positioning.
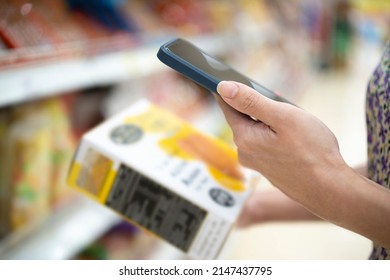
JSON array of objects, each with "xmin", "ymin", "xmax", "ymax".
[
  {"xmin": 0, "ymin": 196, "xmax": 122, "ymax": 260},
  {"xmin": 0, "ymin": 34, "xmax": 232, "ymax": 108}
]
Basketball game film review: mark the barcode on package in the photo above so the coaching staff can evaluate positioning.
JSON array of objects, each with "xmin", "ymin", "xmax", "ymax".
[{"xmin": 106, "ymin": 164, "xmax": 207, "ymax": 252}]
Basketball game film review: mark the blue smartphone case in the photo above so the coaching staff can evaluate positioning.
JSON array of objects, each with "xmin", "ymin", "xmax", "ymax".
[
  {"xmin": 157, "ymin": 38, "xmax": 292, "ymax": 104},
  {"xmin": 157, "ymin": 38, "xmax": 221, "ymax": 94}
]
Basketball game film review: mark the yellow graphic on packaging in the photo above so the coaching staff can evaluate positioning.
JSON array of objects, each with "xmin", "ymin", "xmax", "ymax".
[
  {"xmin": 125, "ymin": 105, "xmax": 245, "ymax": 192},
  {"xmin": 160, "ymin": 128, "xmax": 245, "ymax": 192},
  {"xmin": 68, "ymin": 148, "xmax": 115, "ymax": 202}
]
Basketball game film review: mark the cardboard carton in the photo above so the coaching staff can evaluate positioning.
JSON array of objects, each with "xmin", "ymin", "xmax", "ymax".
[{"xmin": 68, "ymin": 99, "xmax": 252, "ymax": 259}]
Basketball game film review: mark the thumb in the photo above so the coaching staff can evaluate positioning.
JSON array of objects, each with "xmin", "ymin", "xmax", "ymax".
[{"xmin": 217, "ymin": 81, "xmax": 285, "ymax": 127}]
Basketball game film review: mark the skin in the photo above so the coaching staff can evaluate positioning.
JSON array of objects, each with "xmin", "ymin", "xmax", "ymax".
[
  {"xmin": 216, "ymin": 81, "xmax": 390, "ymax": 249},
  {"xmin": 237, "ymin": 163, "xmax": 368, "ymax": 227}
]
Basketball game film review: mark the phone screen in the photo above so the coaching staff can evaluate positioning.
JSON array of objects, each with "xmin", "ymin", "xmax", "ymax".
[{"xmin": 166, "ymin": 39, "xmax": 283, "ymax": 101}]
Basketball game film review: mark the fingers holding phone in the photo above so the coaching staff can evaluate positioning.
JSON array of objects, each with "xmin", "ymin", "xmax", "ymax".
[{"xmin": 215, "ymin": 81, "xmax": 343, "ymax": 196}]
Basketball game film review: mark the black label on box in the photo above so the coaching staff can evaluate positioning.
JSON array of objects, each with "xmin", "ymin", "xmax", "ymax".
[{"xmin": 106, "ymin": 164, "xmax": 207, "ymax": 252}]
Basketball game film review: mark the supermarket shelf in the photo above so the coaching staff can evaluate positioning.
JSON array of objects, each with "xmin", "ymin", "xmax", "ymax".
[
  {"xmin": 0, "ymin": 43, "xmax": 165, "ymax": 108},
  {"xmin": 0, "ymin": 195, "xmax": 121, "ymax": 260},
  {"xmin": 0, "ymin": 34, "xmax": 233, "ymax": 108}
]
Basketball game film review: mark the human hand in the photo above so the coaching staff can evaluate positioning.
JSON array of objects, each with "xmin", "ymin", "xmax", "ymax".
[
  {"xmin": 216, "ymin": 81, "xmax": 390, "ymax": 248},
  {"xmin": 216, "ymin": 81, "xmax": 347, "ymax": 205}
]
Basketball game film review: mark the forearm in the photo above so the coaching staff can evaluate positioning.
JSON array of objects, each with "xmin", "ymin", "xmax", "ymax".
[
  {"xmin": 238, "ymin": 188, "xmax": 321, "ymax": 227},
  {"xmin": 258, "ymin": 189, "xmax": 320, "ymax": 222},
  {"xmin": 292, "ymin": 163, "xmax": 390, "ymax": 249},
  {"xmin": 242, "ymin": 162, "xmax": 367, "ymax": 226}
]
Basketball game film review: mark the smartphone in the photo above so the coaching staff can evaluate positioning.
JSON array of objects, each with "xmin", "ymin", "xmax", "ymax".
[{"xmin": 157, "ymin": 38, "xmax": 291, "ymax": 104}]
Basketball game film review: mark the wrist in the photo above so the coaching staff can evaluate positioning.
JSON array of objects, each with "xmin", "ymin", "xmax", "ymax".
[{"xmin": 303, "ymin": 157, "xmax": 357, "ymax": 223}]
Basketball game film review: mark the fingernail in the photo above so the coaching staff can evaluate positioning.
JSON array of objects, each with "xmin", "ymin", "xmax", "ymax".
[{"xmin": 217, "ymin": 81, "xmax": 238, "ymax": 99}]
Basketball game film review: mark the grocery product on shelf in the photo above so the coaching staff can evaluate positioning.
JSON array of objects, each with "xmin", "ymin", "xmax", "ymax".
[
  {"xmin": 0, "ymin": 0, "xmax": 243, "ymax": 70},
  {"xmin": 0, "ymin": 0, "xmax": 287, "ymax": 70},
  {"xmin": 8, "ymin": 103, "xmax": 53, "ymax": 231},
  {"xmin": 0, "ymin": 97, "xmax": 76, "ymax": 236},
  {"xmin": 0, "ymin": 0, "xmax": 136, "ymax": 69},
  {"xmin": 45, "ymin": 99, "xmax": 77, "ymax": 206}
]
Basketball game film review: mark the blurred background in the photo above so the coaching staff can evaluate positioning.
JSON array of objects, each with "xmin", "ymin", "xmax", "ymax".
[{"xmin": 0, "ymin": 0, "xmax": 389, "ymax": 260}]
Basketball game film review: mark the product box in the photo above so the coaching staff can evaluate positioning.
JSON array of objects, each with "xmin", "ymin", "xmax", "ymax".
[{"xmin": 67, "ymin": 99, "xmax": 253, "ymax": 259}]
